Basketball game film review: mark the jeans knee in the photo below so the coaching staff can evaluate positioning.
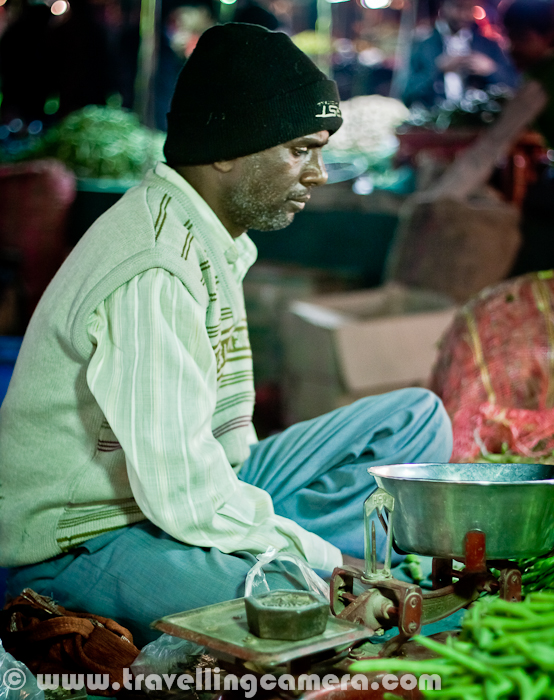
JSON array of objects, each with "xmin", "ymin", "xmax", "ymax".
[
  {"xmin": 397, "ymin": 387, "xmax": 453, "ymax": 458},
  {"xmin": 397, "ymin": 386, "xmax": 444, "ymax": 416}
]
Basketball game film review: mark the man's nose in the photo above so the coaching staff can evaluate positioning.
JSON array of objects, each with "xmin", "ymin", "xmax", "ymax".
[{"xmin": 302, "ymin": 150, "xmax": 328, "ymax": 188}]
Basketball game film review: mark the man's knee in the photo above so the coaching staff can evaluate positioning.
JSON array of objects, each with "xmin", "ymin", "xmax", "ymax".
[
  {"xmin": 400, "ymin": 386, "xmax": 446, "ymax": 413},
  {"xmin": 402, "ymin": 387, "xmax": 452, "ymax": 459},
  {"xmin": 374, "ymin": 387, "xmax": 452, "ymax": 461},
  {"xmin": 356, "ymin": 386, "xmax": 448, "ymax": 423}
]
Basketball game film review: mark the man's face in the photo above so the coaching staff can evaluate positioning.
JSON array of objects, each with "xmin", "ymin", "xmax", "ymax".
[
  {"xmin": 508, "ymin": 29, "xmax": 554, "ymax": 69},
  {"xmin": 167, "ymin": 6, "xmax": 213, "ymax": 58},
  {"xmin": 440, "ymin": 0, "xmax": 476, "ymax": 33},
  {"xmin": 220, "ymin": 131, "xmax": 329, "ymax": 233}
]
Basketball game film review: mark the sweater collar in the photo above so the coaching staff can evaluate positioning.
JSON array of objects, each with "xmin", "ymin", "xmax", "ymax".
[{"xmin": 154, "ymin": 162, "xmax": 257, "ymax": 282}]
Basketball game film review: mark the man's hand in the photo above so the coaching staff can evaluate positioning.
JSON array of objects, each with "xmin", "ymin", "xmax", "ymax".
[
  {"xmin": 465, "ymin": 51, "xmax": 498, "ymax": 76},
  {"xmin": 342, "ymin": 554, "xmax": 366, "ymax": 571},
  {"xmin": 436, "ymin": 52, "xmax": 498, "ymax": 76},
  {"xmin": 436, "ymin": 53, "xmax": 470, "ymax": 73}
]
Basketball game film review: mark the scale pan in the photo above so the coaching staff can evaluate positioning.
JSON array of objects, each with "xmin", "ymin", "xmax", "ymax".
[{"xmin": 369, "ymin": 463, "xmax": 554, "ymax": 560}]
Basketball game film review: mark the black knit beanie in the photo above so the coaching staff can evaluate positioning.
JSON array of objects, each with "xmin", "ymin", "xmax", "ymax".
[{"xmin": 164, "ymin": 23, "xmax": 343, "ymax": 166}]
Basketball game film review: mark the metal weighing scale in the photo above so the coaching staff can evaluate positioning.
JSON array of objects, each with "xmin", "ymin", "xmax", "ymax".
[{"xmin": 152, "ymin": 464, "xmax": 554, "ymax": 695}]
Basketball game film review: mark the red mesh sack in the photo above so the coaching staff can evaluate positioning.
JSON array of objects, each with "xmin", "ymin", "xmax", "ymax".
[{"xmin": 429, "ymin": 270, "xmax": 554, "ymax": 462}]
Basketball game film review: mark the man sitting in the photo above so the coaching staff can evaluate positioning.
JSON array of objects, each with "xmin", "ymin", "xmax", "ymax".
[{"xmin": 0, "ymin": 24, "xmax": 452, "ymax": 647}]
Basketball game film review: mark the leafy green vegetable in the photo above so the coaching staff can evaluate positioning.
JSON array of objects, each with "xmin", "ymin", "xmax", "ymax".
[{"xmin": 14, "ymin": 106, "xmax": 165, "ymax": 180}]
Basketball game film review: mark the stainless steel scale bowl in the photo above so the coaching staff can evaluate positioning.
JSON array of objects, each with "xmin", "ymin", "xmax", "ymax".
[
  {"xmin": 369, "ymin": 463, "xmax": 554, "ymax": 560},
  {"xmin": 153, "ymin": 463, "xmax": 554, "ymax": 675}
]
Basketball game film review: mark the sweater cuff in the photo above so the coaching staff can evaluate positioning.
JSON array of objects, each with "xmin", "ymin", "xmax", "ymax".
[{"xmin": 304, "ymin": 537, "xmax": 343, "ymax": 573}]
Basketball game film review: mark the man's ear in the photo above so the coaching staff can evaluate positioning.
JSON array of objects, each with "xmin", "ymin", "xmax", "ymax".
[{"xmin": 212, "ymin": 160, "xmax": 236, "ymax": 173}]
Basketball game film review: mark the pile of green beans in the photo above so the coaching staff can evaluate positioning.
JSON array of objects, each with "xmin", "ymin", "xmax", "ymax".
[
  {"xmin": 351, "ymin": 591, "xmax": 554, "ymax": 699},
  {"xmin": 519, "ymin": 554, "xmax": 554, "ymax": 594}
]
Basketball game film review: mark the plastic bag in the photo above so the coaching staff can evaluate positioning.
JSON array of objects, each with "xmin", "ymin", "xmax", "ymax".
[
  {"xmin": 130, "ymin": 634, "xmax": 214, "ymax": 699},
  {"xmin": 130, "ymin": 634, "xmax": 206, "ymax": 678},
  {"xmin": 244, "ymin": 547, "xmax": 330, "ymax": 601},
  {"xmin": 0, "ymin": 640, "xmax": 44, "ymax": 700}
]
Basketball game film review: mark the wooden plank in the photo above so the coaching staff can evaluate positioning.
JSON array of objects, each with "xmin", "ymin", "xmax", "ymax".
[{"xmin": 426, "ymin": 80, "xmax": 548, "ymax": 201}]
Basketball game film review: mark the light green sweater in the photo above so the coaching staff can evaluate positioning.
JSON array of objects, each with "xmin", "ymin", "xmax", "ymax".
[
  {"xmin": 0, "ymin": 166, "xmax": 253, "ymax": 566},
  {"xmin": 0, "ymin": 164, "xmax": 342, "ymax": 571}
]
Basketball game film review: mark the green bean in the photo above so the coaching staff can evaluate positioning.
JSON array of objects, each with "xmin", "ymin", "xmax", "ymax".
[
  {"xmin": 478, "ymin": 598, "xmax": 535, "ymax": 617},
  {"xmin": 349, "ymin": 658, "xmax": 454, "ymax": 674},
  {"xmin": 484, "ymin": 676, "xmax": 514, "ymax": 700},
  {"xmin": 424, "ymin": 685, "xmax": 483, "ymax": 699},
  {"xmin": 414, "ymin": 636, "xmax": 493, "ymax": 675},
  {"xmin": 520, "ymin": 556, "xmax": 554, "ymax": 594},
  {"xmin": 402, "ymin": 554, "xmax": 425, "ymax": 583},
  {"xmin": 513, "ymin": 639, "xmax": 554, "ymax": 671},
  {"xmin": 531, "ymin": 674, "xmax": 550, "ymax": 698},
  {"xmin": 473, "ymin": 651, "xmax": 528, "ymax": 667},
  {"xmin": 476, "ymin": 627, "xmax": 495, "ymax": 649},
  {"xmin": 487, "ymin": 629, "xmax": 554, "ymax": 653},
  {"xmin": 451, "ymin": 639, "xmax": 473, "ymax": 653},
  {"xmin": 506, "ymin": 668, "xmax": 544, "ymax": 700},
  {"xmin": 477, "ymin": 614, "xmax": 554, "ymax": 630}
]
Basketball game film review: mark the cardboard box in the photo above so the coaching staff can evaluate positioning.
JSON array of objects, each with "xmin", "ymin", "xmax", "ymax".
[
  {"xmin": 282, "ymin": 283, "xmax": 457, "ymax": 424},
  {"xmin": 243, "ymin": 263, "xmax": 359, "ymax": 384}
]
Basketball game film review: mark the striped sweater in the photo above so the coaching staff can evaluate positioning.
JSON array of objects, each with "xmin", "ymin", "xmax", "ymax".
[{"xmin": 0, "ymin": 163, "xmax": 341, "ymax": 571}]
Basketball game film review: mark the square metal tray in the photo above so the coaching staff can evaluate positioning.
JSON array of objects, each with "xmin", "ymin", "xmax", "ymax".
[{"xmin": 153, "ymin": 597, "xmax": 372, "ymax": 666}]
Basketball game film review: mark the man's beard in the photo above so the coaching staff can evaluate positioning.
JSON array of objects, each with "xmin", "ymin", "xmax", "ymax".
[{"xmin": 221, "ymin": 162, "xmax": 298, "ymax": 232}]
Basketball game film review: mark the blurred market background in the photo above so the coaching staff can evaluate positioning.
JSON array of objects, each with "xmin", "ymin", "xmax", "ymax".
[{"xmin": 1, "ymin": 0, "xmax": 553, "ymax": 436}]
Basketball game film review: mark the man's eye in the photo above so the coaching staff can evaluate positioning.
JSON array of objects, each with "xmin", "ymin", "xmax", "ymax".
[{"xmin": 294, "ymin": 148, "xmax": 308, "ymax": 156}]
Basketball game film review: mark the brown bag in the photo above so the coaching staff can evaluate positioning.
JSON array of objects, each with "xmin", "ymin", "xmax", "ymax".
[{"xmin": 0, "ymin": 588, "xmax": 140, "ymax": 695}]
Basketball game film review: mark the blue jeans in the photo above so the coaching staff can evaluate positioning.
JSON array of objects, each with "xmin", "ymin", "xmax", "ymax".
[{"xmin": 7, "ymin": 389, "xmax": 452, "ymax": 647}]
